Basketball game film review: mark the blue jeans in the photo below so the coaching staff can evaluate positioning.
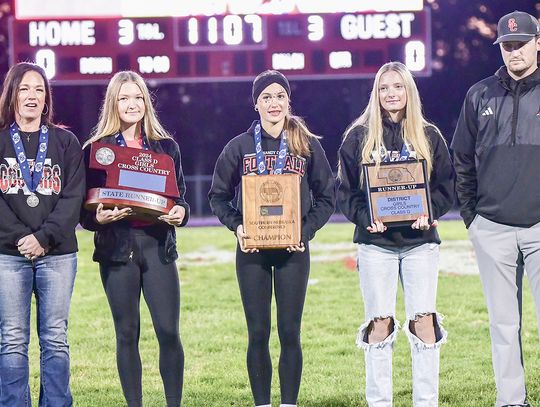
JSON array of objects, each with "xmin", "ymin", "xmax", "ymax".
[
  {"xmin": 356, "ymin": 243, "xmax": 447, "ymax": 407},
  {"xmin": 0, "ymin": 253, "xmax": 77, "ymax": 407}
]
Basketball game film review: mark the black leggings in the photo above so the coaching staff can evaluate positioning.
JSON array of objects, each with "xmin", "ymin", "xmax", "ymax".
[
  {"xmin": 100, "ymin": 229, "xmax": 184, "ymax": 407},
  {"xmin": 236, "ymin": 245, "xmax": 310, "ymax": 405}
]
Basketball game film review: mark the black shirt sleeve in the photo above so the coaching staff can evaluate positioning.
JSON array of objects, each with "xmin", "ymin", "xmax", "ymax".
[
  {"xmin": 168, "ymin": 139, "xmax": 190, "ymax": 227},
  {"xmin": 452, "ymin": 151, "xmax": 477, "ymax": 227},
  {"xmin": 208, "ymin": 140, "xmax": 243, "ymax": 232},
  {"xmin": 451, "ymin": 88, "xmax": 479, "ymax": 227},
  {"xmin": 426, "ymin": 127, "xmax": 455, "ymax": 220},
  {"xmin": 301, "ymin": 138, "xmax": 336, "ymax": 242},
  {"xmin": 79, "ymin": 144, "xmax": 105, "ymax": 232},
  {"xmin": 451, "ymin": 87, "xmax": 479, "ymax": 154},
  {"xmin": 337, "ymin": 128, "xmax": 372, "ymax": 228}
]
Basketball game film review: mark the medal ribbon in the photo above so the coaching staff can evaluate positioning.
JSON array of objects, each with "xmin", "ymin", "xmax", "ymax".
[
  {"xmin": 397, "ymin": 142, "xmax": 411, "ymax": 161},
  {"xmin": 9, "ymin": 122, "xmax": 49, "ymax": 193},
  {"xmin": 379, "ymin": 142, "xmax": 412, "ymax": 162},
  {"xmin": 115, "ymin": 132, "xmax": 150, "ymax": 150},
  {"xmin": 253, "ymin": 121, "xmax": 288, "ymax": 175}
]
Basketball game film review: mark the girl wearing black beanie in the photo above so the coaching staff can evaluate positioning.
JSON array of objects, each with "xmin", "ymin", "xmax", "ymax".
[{"xmin": 209, "ymin": 70, "xmax": 335, "ymax": 407}]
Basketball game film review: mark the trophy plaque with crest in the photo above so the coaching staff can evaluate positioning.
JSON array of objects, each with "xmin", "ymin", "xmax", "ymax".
[
  {"xmin": 242, "ymin": 173, "xmax": 301, "ymax": 249},
  {"xmin": 84, "ymin": 142, "xmax": 180, "ymax": 221},
  {"xmin": 363, "ymin": 159, "xmax": 433, "ymax": 226}
]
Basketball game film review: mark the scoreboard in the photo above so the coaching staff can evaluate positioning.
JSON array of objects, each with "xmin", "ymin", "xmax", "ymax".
[{"xmin": 9, "ymin": 0, "xmax": 431, "ymax": 83}]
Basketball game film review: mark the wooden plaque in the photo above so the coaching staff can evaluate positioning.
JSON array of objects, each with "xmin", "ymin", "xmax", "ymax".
[
  {"xmin": 363, "ymin": 160, "xmax": 433, "ymax": 226},
  {"xmin": 84, "ymin": 142, "xmax": 180, "ymax": 221},
  {"xmin": 242, "ymin": 173, "xmax": 301, "ymax": 249}
]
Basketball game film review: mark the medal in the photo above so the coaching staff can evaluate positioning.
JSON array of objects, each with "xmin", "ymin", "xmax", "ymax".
[
  {"xmin": 9, "ymin": 123, "xmax": 49, "ymax": 207},
  {"xmin": 27, "ymin": 193, "xmax": 39, "ymax": 207},
  {"xmin": 253, "ymin": 121, "xmax": 288, "ymax": 175},
  {"xmin": 95, "ymin": 147, "xmax": 115, "ymax": 165}
]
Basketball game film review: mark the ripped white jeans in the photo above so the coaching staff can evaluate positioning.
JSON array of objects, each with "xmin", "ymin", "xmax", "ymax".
[{"xmin": 356, "ymin": 243, "xmax": 447, "ymax": 407}]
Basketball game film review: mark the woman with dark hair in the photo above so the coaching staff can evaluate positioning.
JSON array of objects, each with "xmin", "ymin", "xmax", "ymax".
[
  {"xmin": 80, "ymin": 71, "xmax": 189, "ymax": 407},
  {"xmin": 0, "ymin": 62, "xmax": 85, "ymax": 406},
  {"xmin": 209, "ymin": 70, "xmax": 335, "ymax": 407}
]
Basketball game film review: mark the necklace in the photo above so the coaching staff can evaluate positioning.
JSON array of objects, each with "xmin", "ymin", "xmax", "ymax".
[{"xmin": 20, "ymin": 131, "xmax": 33, "ymax": 142}]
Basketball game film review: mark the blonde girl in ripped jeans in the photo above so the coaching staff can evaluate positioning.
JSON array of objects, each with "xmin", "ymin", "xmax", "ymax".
[{"xmin": 337, "ymin": 61, "xmax": 454, "ymax": 406}]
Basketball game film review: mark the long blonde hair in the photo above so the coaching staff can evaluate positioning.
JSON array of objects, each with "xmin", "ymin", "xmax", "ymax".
[
  {"xmin": 84, "ymin": 71, "xmax": 171, "ymax": 148},
  {"xmin": 344, "ymin": 62, "xmax": 436, "ymax": 176}
]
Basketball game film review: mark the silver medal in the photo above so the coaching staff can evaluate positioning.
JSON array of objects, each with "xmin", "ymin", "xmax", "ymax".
[
  {"xmin": 95, "ymin": 147, "xmax": 115, "ymax": 166},
  {"xmin": 27, "ymin": 194, "xmax": 39, "ymax": 207}
]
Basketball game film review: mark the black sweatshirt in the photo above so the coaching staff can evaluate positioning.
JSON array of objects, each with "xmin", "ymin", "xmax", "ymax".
[
  {"xmin": 208, "ymin": 121, "xmax": 335, "ymax": 243},
  {"xmin": 0, "ymin": 126, "xmax": 85, "ymax": 256},
  {"xmin": 337, "ymin": 119, "xmax": 454, "ymax": 247},
  {"xmin": 451, "ymin": 66, "xmax": 540, "ymax": 228}
]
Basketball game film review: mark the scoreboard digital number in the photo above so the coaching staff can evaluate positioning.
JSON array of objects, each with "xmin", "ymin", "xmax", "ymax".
[{"xmin": 10, "ymin": 0, "xmax": 431, "ymax": 83}]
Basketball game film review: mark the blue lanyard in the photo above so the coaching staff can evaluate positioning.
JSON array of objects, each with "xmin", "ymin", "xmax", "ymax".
[
  {"xmin": 9, "ymin": 122, "xmax": 49, "ymax": 192},
  {"xmin": 380, "ymin": 142, "xmax": 412, "ymax": 162},
  {"xmin": 253, "ymin": 121, "xmax": 288, "ymax": 175},
  {"xmin": 398, "ymin": 142, "xmax": 411, "ymax": 160},
  {"xmin": 115, "ymin": 132, "xmax": 150, "ymax": 150}
]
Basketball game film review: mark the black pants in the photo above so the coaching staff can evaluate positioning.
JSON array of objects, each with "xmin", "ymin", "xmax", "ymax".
[
  {"xmin": 236, "ymin": 245, "xmax": 310, "ymax": 405},
  {"xmin": 99, "ymin": 229, "xmax": 184, "ymax": 407}
]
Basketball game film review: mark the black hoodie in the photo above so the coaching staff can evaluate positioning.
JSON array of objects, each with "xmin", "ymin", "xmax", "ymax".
[
  {"xmin": 208, "ymin": 121, "xmax": 335, "ymax": 243},
  {"xmin": 452, "ymin": 66, "xmax": 540, "ymax": 227},
  {"xmin": 338, "ymin": 119, "xmax": 454, "ymax": 248}
]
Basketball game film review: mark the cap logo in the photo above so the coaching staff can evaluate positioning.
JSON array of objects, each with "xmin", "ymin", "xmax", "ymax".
[{"xmin": 508, "ymin": 18, "xmax": 518, "ymax": 32}]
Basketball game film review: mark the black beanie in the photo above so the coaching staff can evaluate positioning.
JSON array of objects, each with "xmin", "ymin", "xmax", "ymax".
[{"xmin": 252, "ymin": 70, "xmax": 291, "ymax": 106}]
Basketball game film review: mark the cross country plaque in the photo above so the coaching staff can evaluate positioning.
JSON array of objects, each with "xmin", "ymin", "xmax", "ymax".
[
  {"xmin": 363, "ymin": 160, "xmax": 433, "ymax": 226},
  {"xmin": 242, "ymin": 173, "xmax": 301, "ymax": 249},
  {"xmin": 84, "ymin": 142, "xmax": 180, "ymax": 221}
]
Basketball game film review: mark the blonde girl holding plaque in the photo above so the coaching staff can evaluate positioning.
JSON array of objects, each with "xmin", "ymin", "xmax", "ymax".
[
  {"xmin": 338, "ymin": 61, "xmax": 454, "ymax": 407},
  {"xmin": 81, "ymin": 71, "xmax": 189, "ymax": 407}
]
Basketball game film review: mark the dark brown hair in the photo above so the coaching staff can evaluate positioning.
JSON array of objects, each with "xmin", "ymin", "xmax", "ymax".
[{"xmin": 0, "ymin": 62, "xmax": 54, "ymax": 130}]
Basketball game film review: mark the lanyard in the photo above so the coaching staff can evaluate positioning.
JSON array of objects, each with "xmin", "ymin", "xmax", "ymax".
[
  {"xmin": 253, "ymin": 121, "xmax": 288, "ymax": 175},
  {"xmin": 378, "ymin": 142, "xmax": 412, "ymax": 162},
  {"xmin": 115, "ymin": 132, "xmax": 150, "ymax": 150},
  {"xmin": 9, "ymin": 122, "xmax": 49, "ymax": 192}
]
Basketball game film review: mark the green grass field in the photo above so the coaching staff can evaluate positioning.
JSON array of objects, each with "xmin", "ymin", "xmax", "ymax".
[{"xmin": 26, "ymin": 221, "xmax": 540, "ymax": 406}]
